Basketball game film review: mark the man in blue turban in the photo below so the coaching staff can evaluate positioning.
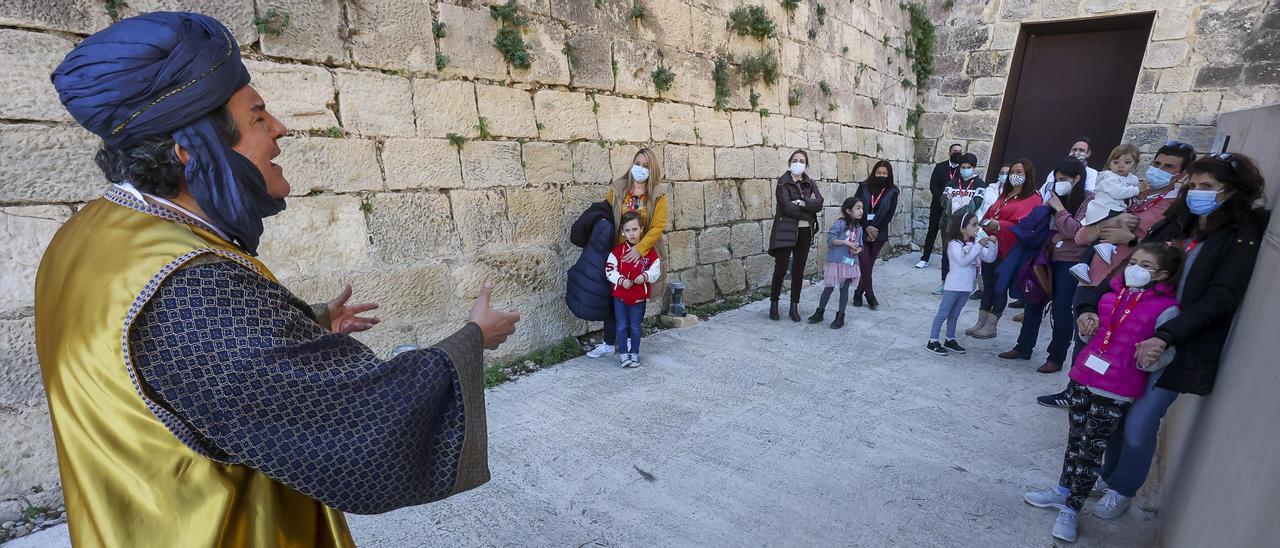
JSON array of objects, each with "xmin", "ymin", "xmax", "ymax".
[{"xmin": 35, "ymin": 12, "xmax": 519, "ymax": 547}]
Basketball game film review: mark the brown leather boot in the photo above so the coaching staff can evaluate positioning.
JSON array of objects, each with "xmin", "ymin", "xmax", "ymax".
[
  {"xmin": 999, "ymin": 348, "xmax": 1030, "ymax": 360},
  {"xmin": 1036, "ymin": 360, "xmax": 1063, "ymax": 373}
]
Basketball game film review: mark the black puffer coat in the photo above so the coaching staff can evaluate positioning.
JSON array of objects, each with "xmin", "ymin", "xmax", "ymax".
[
  {"xmin": 768, "ymin": 173, "xmax": 823, "ymax": 256},
  {"xmin": 566, "ymin": 201, "xmax": 616, "ymax": 322}
]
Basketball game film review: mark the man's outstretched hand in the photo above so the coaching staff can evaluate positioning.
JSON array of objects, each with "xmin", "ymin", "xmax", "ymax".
[
  {"xmin": 328, "ymin": 284, "xmax": 381, "ymax": 334},
  {"xmin": 471, "ymin": 283, "xmax": 520, "ymax": 350}
]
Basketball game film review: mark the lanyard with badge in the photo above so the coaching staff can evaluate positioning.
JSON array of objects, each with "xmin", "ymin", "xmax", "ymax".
[
  {"xmin": 867, "ymin": 186, "xmax": 887, "ymax": 222},
  {"xmin": 842, "ymin": 226, "xmax": 861, "ymax": 265},
  {"xmin": 1083, "ymin": 288, "xmax": 1147, "ymax": 375}
]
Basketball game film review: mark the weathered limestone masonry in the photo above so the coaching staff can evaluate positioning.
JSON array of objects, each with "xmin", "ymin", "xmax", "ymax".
[
  {"xmin": 0, "ymin": 0, "xmax": 923, "ymax": 518},
  {"xmin": 908, "ymin": 0, "xmax": 1280, "ymax": 241}
]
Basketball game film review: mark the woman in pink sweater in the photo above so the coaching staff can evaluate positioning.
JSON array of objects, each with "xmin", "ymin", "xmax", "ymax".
[{"xmin": 1023, "ymin": 243, "xmax": 1181, "ymax": 543}]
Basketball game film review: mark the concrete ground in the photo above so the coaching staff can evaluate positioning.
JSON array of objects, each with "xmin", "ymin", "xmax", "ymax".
[{"xmin": 7, "ymin": 255, "xmax": 1160, "ymax": 547}]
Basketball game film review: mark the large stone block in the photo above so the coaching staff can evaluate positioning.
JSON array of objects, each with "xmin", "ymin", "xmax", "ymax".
[
  {"xmin": 550, "ymin": 0, "xmax": 630, "ymax": 36},
  {"xmin": 661, "ymin": 145, "xmax": 689, "ymax": 180},
  {"xmin": 284, "ymin": 263, "xmax": 456, "ymax": 328},
  {"xmin": 730, "ymin": 222, "xmax": 763, "ymax": 258},
  {"xmin": 523, "ymin": 142, "xmax": 572, "ymax": 185},
  {"xmin": 1156, "ymin": 92, "xmax": 1223, "ymax": 126},
  {"xmin": 731, "ymin": 111, "xmax": 764, "ymax": 147},
  {"xmin": 634, "ymin": 0, "xmax": 693, "ymax": 49},
  {"xmin": 698, "ymin": 226, "xmax": 731, "ymax": 264},
  {"xmin": 450, "ymin": 189, "xmax": 514, "ymax": 251},
  {"xmin": 507, "ymin": 189, "xmax": 565, "ymax": 247},
  {"xmin": 714, "ymin": 147, "xmax": 756, "ymax": 180},
  {"xmin": 612, "ymin": 39, "xmax": 660, "ymax": 98},
  {"xmin": 348, "ymin": 0, "xmax": 435, "ymax": 72},
  {"xmin": 596, "ymin": 95, "xmax": 651, "ymax": 142},
  {"xmin": 0, "ymin": 316, "xmax": 39, "ymax": 403},
  {"xmin": 703, "ymin": 180, "xmax": 743, "ymax": 226},
  {"xmin": 336, "ymin": 70, "xmax": 414, "ymax": 137},
  {"xmin": 672, "ymin": 181, "xmax": 707, "ymax": 229},
  {"xmin": 437, "ymin": 3, "xmax": 508, "ymax": 80},
  {"xmin": 0, "ymin": 124, "xmax": 103, "ymax": 204},
  {"xmin": 663, "ymin": 50, "xmax": 716, "ymax": 107},
  {"xmin": 511, "ymin": 21, "xmax": 571, "ymax": 86},
  {"xmin": 367, "ymin": 191, "xmax": 455, "ymax": 263},
  {"xmin": 666, "ymin": 230, "xmax": 696, "ymax": 271},
  {"xmin": 278, "ymin": 137, "xmax": 382, "ymax": 195},
  {"xmin": 753, "ymin": 146, "xmax": 784, "ymax": 179},
  {"xmin": 675, "ymin": 264, "xmax": 716, "ymax": 304},
  {"xmin": 475, "ymin": 85, "xmax": 538, "ymax": 139},
  {"xmin": 972, "ymin": 76, "xmax": 1006, "ymax": 96},
  {"xmin": 534, "ymin": 90, "xmax": 600, "ymax": 141},
  {"xmin": 259, "ymin": 196, "xmax": 368, "ymax": 277},
  {"xmin": 0, "ymin": 400, "xmax": 60, "ymax": 519},
  {"xmin": 693, "ymin": 107, "xmax": 734, "ymax": 147},
  {"xmin": 1, "ymin": 205, "xmax": 71, "ymax": 311},
  {"xmin": 0, "ymin": 30, "xmax": 74, "ymax": 122},
  {"xmin": 784, "ymin": 117, "xmax": 808, "ymax": 148},
  {"xmin": 744, "ymin": 253, "xmax": 774, "ymax": 288},
  {"xmin": 451, "ymin": 248, "xmax": 562, "ymax": 302},
  {"xmin": 741, "ymin": 178, "xmax": 774, "ymax": 220},
  {"xmin": 1144, "ymin": 41, "xmax": 1189, "ymax": 69},
  {"xmin": 571, "ymin": 141, "xmax": 613, "ymax": 183},
  {"xmin": 651, "ymin": 103, "xmax": 697, "ymax": 144},
  {"xmin": 948, "ymin": 112, "xmax": 997, "ymax": 140},
  {"xmin": 822, "ymin": 123, "xmax": 843, "ymax": 152},
  {"xmin": 245, "ymin": 60, "xmax": 337, "ymax": 131},
  {"xmin": 761, "ymin": 115, "xmax": 785, "ymax": 148},
  {"xmin": 714, "ymin": 258, "xmax": 746, "ymax": 294},
  {"xmin": 382, "ymin": 138, "xmax": 463, "ymax": 190},
  {"xmin": 124, "ymin": 1, "xmax": 256, "ymax": 43},
  {"xmin": 609, "ymin": 144, "xmax": 641, "ymax": 178},
  {"xmin": 461, "ymin": 141, "xmax": 527, "ymax": 188},
  {"xmin": 0, "ymin": 0, "xmax": 109, "ymax": 34},
  {"xmin": 687, "ymin": 147, "xmax": 715, "ymax": 181},
  {"xmin": 260, "ymin": 0, "xmax": 347, "ymax": 64},
  {"xmin": 414, "ymin": 79, "xmax": 479, "ymax": 139},
  {"xmin": 564, "ymin": 31, "xmax": 614, "ymax": 91}
]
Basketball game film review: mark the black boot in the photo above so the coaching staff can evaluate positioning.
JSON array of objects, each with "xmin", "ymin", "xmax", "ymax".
[
  {"xmin": 788, "ymin": 302, "xmax": 801, "ymax": 322},
  {"xmin": 866, "ymin": 292, "xmax": 880, "ymax": 310},
  {"xmin": 769, "ymin": 300, "xmax": 780, "ymax": 321},
  {"xmin": 830, "ymin": 312, "xmax": 845, "ymax": 329},
  {"xmin": 807, "ymin": 308, "xmax": 825, "ymax": 323},
  {"xmin": 852, "ymin": 289, "xmax": 864, "ymax": 308}
]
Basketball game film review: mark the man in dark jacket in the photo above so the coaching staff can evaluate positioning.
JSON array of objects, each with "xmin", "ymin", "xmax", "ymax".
[
  {"xmin": 918, "ymin": 143, "xmax": 964, "ymax": 269},
  {"xmin": 567, "ymin": 201, "xmax": 620, "ymax": 358}
]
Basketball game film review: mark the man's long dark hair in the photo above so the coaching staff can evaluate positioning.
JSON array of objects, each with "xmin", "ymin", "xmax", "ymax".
[{"xmin": 94, "ymin": 106, "xmax": 239, "ymax": 198}]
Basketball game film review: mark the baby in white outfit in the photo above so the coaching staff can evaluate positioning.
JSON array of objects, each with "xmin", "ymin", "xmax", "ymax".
[{"xmin": 1070, "ymin": 145, "xmax": 1142, "ymax": 284}]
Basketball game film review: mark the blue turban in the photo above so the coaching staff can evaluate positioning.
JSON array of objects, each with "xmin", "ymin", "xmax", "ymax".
[{"xmin": 51, "ymin": 12, "xmax": 284, "ymax": 255}]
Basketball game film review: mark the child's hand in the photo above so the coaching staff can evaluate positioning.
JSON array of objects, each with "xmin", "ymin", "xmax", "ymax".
[
  {"xmin": 1077, "ymin": 312, "xmax": 1099, "ymax": 337},
  {"xmin": 633, "ymin": 275, "xmax": 646, "ymax": 285},
  {"xmin": 978, "ymin": 237, "xmax": 991, "ymax": 247},
  {"xmin": 622, "ymin": 279, "xmax": 633, "ymax": 289}
]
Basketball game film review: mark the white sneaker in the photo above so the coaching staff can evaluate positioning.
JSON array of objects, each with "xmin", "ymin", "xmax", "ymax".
[
  {"xmin": 1092, "ymin": 488, "xmax": 1131, "ymax": 520},
  {"xmin": 915, "ymin": 260, "xmax": 929, "ymax": 269},
  {"xmin": 619, "ymin": 354, "xmax": 633, "ymax": 368},
  {"xmin": 1024, "ymin": 485, "xmax": 1069, "ymax": 510},
  {"xmin": 1069, "ymin": 263, "xmax": 1092, "ymax": 284},
  {"xmin": 626, "ymin": 353, "xmax": 641, "ymax": 368},
  {"xmin": 1095, "ymin": 242, "xmax": 1117, "ymax": 264},
  {"xmin": 1090, "ymin": 478, "xmax": 1108, "ymax": 497},
  {"xmin": 587, "ymin": 343, "xmax": 614, "ymax": 358},
  {"xmin": 1052, "ymin": 508, "xmax": 1079, "ymax": 542}
]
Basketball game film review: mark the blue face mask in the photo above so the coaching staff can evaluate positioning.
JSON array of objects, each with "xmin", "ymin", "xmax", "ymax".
[
  {"xmin": 1145, "ymin": 166, "xmax": 1174, "ymax": 188},
  {"xmin": 1186, "ymin": 189, "xmax": 1223, "ymax": 216},
  {"xmin": 959, "ymin": 168, "xmax": 975, "ymax": 180}
]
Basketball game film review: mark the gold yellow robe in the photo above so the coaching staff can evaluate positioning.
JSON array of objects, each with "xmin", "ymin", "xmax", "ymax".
[{"xmin": 34, "ymin": 188, "xmax": 488, "ymax": 547}]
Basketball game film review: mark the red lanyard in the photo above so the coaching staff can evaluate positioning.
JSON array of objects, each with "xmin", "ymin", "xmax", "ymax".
[
  {"xmin": 1183, "ymin": 239, "xmax": 1201, "ymax": 254},
  {"xmin": 1099, "ymin": 289, "xmax": 1146, "ymax": 354},
  {"xmin": 956, "ymin": 177, "xmax": 976, "ymax": 191},
  {"xmin": 1127, "ymin": 193, "xmax": 1167, "ymax": 214},
  {"xmin": 869, "ymin": 186, "xmax": 888, "ymax": 210},
  {"xmin": 988, "ymin": 195, "xmax": 1014, "ymax": 219}
]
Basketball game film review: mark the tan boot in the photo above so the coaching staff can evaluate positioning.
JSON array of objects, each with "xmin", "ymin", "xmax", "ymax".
[
  {"xmin": 965, "ymin": 310, "xmax": 989, "ymax": 336},
  {"xmin": 973, "ymin": 313, "xmax": 999, "ymax": 339},
  {"xmin": 1012, "ymin": 312, "xmax": 1025, "ymax": 323}
]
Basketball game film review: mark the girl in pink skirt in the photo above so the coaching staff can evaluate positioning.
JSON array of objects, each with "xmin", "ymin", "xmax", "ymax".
[{"xmin": 808, "ymin": 197, "xmax": 865, "ymax": 329}]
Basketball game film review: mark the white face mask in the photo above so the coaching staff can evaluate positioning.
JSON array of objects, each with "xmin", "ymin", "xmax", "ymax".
[
  {"xmin": 630, "ymin": 164, "xmax": 650, "ymax": 182},
  {"xmin": 1009, "ymin": 174, "xmax": 1025, "ymax": 186},
  {"xmin": 1123, "ymin": 264, "xmax": 1153, "ymax": 288},
  {"xmin": 1054, "ymin": 180, "xmax": 1073, "ymax": 196},
  {"xmin": 790, "ymin": 162, "xmax": 806, "ymax": 177}
]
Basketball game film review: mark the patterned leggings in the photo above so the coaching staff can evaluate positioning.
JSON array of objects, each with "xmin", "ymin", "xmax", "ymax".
[{"xmin": 1058, "ymin": 381, "xmax": 1132, "ymax": 511}]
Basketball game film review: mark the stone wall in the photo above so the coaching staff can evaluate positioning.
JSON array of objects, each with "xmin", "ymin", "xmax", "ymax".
[
  {"xmin": 0, "ymin": 0, "xmax": 923, "ymax": 518},
  {"xmin": 906, "ymin": 0, "xmax": 1280, "ymax": 241}
]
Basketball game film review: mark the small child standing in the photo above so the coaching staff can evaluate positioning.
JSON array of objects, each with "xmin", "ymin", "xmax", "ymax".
[
  {"xmin": 1070, "ymin": 144, "xmax": 1142, "ymax": 283},
  {"xmin": 1025, "ymin": 243, "xmax": 1181, "ymax": 543},
  {"xmin": 808, "ymin": 197, "xmax": 864, "ymax": 329},
  {"xmin": 606, "ymin": 211, "xmax": 662, "ymax": 368},
  {"xmin": 926, "ymin": 211, "xmax": 996, "ymax": 355}
]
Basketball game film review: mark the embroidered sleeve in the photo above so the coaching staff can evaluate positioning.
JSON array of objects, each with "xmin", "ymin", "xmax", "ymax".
[{"xmin": 127, "ymin": 261, "xmax": 488, "ymax": 514}]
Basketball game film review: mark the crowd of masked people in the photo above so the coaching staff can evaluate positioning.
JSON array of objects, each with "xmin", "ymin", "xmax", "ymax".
[{"xmin": 915, "ymin": 137, "xmax": 1269, "ymax": 543}]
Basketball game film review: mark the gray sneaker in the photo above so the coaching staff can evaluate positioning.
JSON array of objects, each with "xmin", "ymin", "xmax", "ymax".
[
  {"xmin": 587, "ymin": 343, "xmax": 615, "ymax": 358},
  {"xmin": 1024, "ymin": 485, "xmax": 1069, "ymax": 510},
  {"xmin": 619, "ymin": 354, "xmax": 633, "ymax": 368},
  {"xmin": 1092, "ymin": 489, "xmax": 1131, "ymax": 519},
  {"xmin": 1052, "ymin": 508, "xmax": 1079, "ymax": 542},
  {"xmin": 626, "ymin": 353, "xmax": 641, "ymax": 368}
]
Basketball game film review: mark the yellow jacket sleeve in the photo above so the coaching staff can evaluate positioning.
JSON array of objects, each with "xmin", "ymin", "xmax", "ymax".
[{"xmin": 635, "ymin": 195, "xmax": 668, "ymax": 256}]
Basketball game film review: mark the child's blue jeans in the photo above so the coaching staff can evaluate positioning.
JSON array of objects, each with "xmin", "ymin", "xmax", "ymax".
[
  {"xmin": 931, "ymin": 290, "xmax": 969, "ymax": 341},
  {"xmin": 613, "ymin": 298, "xmax": 646, "ymax": 354}
]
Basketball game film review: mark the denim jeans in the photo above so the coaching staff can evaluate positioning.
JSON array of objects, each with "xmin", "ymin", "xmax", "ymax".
[
  {"xmin": 1100, "ymin": 372, "xmax": 1180, "ymax": 497},
  {"xmin": 979, "ymin": 259, "xmax": 1008, "ymax": 316},
  {"xmin": 613, "ymin": 298, "xmax": 646, "ymax": 355},
  {"xmin": 931, "ymin": 290, "xmax": 969, "ymax": 341},
  {"xmin": 1015, "ymin": 261, "xmax": 1078, "ymax": 363}
]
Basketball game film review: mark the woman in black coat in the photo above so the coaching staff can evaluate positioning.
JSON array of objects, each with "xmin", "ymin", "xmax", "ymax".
[
  {"xmin": 768, "ymin": 149, "xmax": 824, "ymax": 321},
  {"xmin": 1073, "ymin": 152, "xmax": 1268, "ymax": 516},
  {"xmin": 851, "ymin": 159, "xmax": 899, "ymax": 309}
]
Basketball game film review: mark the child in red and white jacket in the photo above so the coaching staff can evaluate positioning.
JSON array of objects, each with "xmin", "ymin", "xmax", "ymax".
[{"xmin": 605, "ymin": 211, "xmax": 662, "ymax": 368}]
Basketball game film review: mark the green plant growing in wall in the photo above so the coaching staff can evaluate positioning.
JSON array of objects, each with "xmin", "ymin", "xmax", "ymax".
[
  {"xmin": 712, "ymin": 56, "xmax": 732, "ymax": 111},
  {"xmin": 562, "ymin": 43, "xmax": 580, "ymax": 69},
  {"xmin": 828, "ymin": 102, "xmax": 837, "ymax": 112},
  {"xmin": 870, "ymin": 97, "xmax": 880, "ymax": 107},
  {"xmin": 882, "ymin": 34, "xmax": 891, "ymax": 46},
  {"xmin": 788, "ymin": 87, "xmax": 803, "ymax": 107},
  {"xmin": 759, "ymin": 108, "xmax": 770, "ymax": 117},
  {"xmin": 475, "ymin": 117, "xmax": 493, "ymax": 140},
  {"xmin": 651, "ymin": 65, "xmax": 676, "ymax": 93},
  {"xmin": 693, "ymin": 127, "xmax": 702, "ymax": 141},
  {"xmin": 596, "ymin": 138, "xmax": 609, "ymax": 148},
  {"xmin": 447, "ymin": 132, "xmax": 467, "ymax": 150},
  {"xmin": 491, "ymin": 0, "xmax": 532, "ymax": 69},
  {"xmin": 749, "ymin": 91, "xmax": 760, "ymax": 109},
  {"xmin": 818, "ymin": 80, "xmax": 831, "ymax": 96},
  {"xmin": 433, "ymin": 21, "xmax": 447, "ymax": 39},
  {"xmin": 611, "ymin": 59, "xmax": 619, "ymax": 79},
  {"xmin": 536, "ymin": 121, "xmax": 546, "ymax": 132},
  {"xmin": 901, "ymin": 77, "xmax": 914, "ymax": 89},
  {"xmin": 780, "ymin": 0, "xmax": 799, "ymax": 14},
  {"xmin": 106, "ymin": 0, "xmax": 125, "ymax": 20},
  {"xmin": 808, "ymin": 28, "xmax": 817, "ymax": 40},
  {"xmin": 943, "ymin": 0, "xmax": 955, "ymax": 9},
  {"xmin": 876, "ymin": 142, "xmax": 883, "ymax": 155},
  {"xmin": 741, "ymin": 49, "xmax": 780, "ymax": 86},
  {"xmin": 359, "ymin": 197, "xmax": 374, "ymax": 213},
  {"xmin": 904, "ymin": 2, "xmax": 935, "ymax": 88},
  {"xmin": 253, "ymin": 7, "xmax": 292, "ymax": 36},
  {"xmin": 841, "ymin": 46, "xmax": 849, "ymax": 55},
  {"xmin": 631, "ymin": 2, "xmax": 646, "ymax": 20},
  {"xmin": 324, "ymin": 126, "xmax": 343, "ymax": 138},
  {"xmin": 435, "ymin": 52, "xmax": 450, "ymax": 71},
  {"xmin": 727, "ymin": 6, "xmax": 776, "ymax": 40},
  {"xmin": 591, "ymin": 95, "xmax": 600, "ymax": 114},
  {"xmin": 814, "ymin": 4, "xmax": 827, "ymax": 25}
]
